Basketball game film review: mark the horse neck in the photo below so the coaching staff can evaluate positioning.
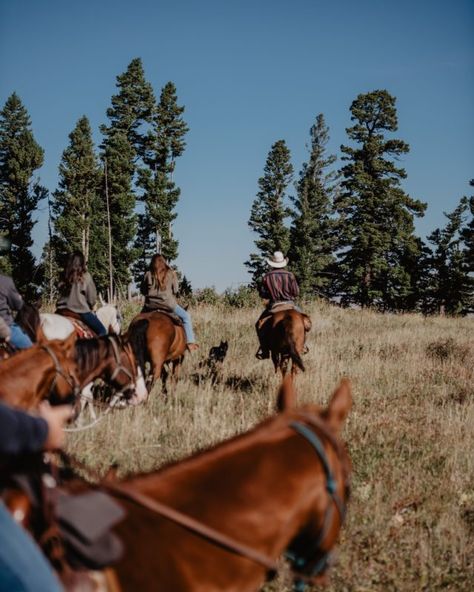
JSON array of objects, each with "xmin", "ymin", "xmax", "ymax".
[
  {"xmin": 0, "ymin": 349, "xmax": 59, "ymax": 409},
  {"xmin": 125, "ymin": 414, "xmax": 325, "ymax": 553}
]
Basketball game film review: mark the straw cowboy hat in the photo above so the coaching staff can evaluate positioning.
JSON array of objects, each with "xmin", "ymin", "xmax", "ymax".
[{"xmin": 266, "ymin": 251, "xmax": 288, "ymax": 268}]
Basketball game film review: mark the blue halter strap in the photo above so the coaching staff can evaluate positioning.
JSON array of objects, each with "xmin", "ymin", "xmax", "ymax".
[{"xmin": 286, "ymin": 420, "xmax": 347, "ymax": 591}]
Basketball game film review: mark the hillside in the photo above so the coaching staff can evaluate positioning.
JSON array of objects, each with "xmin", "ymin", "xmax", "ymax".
[{"xmin": 68, "ymin": 302, "xmax": 474, "ymax": 591}]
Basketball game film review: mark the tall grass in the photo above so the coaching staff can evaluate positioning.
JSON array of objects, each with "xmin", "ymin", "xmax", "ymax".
[{"xmin": 67, "ymin": 301, "xmax": 474, "ymax": 591}]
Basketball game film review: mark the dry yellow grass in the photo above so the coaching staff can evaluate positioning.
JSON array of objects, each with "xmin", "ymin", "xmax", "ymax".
[{"xmin": 67, "ymin": 301, "xmax": 474, "ymax": 591}]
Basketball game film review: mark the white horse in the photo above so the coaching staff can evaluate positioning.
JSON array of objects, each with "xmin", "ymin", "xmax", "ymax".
[{"xmin": 40, "ymin": 305, "xmax": 147, "ymax": 419}]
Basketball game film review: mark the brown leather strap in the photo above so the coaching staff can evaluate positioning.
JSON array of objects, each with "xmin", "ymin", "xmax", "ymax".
[{"xmin": 101, "ymin": 481, "xmax": 279, "ymax": 574}]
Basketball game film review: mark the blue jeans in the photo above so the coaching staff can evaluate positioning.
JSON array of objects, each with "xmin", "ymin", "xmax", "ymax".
[
  {"xmin": 0, "ymin": 502, "xmax": 62, "ymax": 591},
  {"xmin": 174, "ymin": 305, "xmax": 195, "ymax": 343},
  {"xmin": 10, "ymin": 324, "xmax": 33, "ymax": 349},
  {"xmin": 79, "ymin": 312, "xmax": 107, "ymax": 336}
]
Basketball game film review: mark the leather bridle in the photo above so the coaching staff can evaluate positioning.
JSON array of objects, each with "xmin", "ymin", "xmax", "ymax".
[
  {"xmin": 41, "ymin": 344, "xmax": 80, "ymax": 401},
  {"xmin": 107, "ymin": 336, "xmax": 137, "ymax": 398}
]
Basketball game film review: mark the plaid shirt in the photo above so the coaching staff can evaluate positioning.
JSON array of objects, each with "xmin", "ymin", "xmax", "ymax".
[{"xmin": 259, "ymin": 269, "xmax": 299, "ymax": 303}]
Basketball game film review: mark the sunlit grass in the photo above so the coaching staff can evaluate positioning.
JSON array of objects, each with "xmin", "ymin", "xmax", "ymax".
[{"xmin": 67, "ymin": 301, "xmax": 474, "ymax": 591}]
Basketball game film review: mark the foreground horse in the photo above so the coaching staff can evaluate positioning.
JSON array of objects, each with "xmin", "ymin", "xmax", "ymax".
[
  {"xmin": 0, "ymin": 334, "xmax": 79, "ymax": 409},
  {"xmin": 127, "ymin": 311, "xmax": 187, "ymax": 393},
  {"xmin": 105, "ymin": 377, "xmax": 352, "ymax": 591},
  {"xmin": 257, "ymin": 309, "xmax": 311, "ymax": 377}
]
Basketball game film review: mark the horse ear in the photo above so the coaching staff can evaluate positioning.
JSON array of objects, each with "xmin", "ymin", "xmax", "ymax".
[
  {"xmin": 276, "ymin": 375, "xmax": 296, "ymax": 413},
  {"xmin": 324, "ymin": 378, "xmax": 352, "ymax": 434},
  {"xmin": 63, "ymin": 332, "xmax": 77, "ymax": 356}
]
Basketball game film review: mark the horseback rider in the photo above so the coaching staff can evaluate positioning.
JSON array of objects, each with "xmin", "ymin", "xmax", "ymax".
[
  {"xmin": 0, "ymin": 400, "xmax": 72, "ymax": 591},
  {"xmin": 140, "ymin": 254, "xmax": 199, "ymax": 352},
  {"xmin": 0, "ymin": 273, "xmax": 34, "ymax": 349},
  {"xmin": 56, "ymin": 251, "xmax": 107, "ymax": 336},
  {"xmin": 255, "ymin": 251, "xmax": 303, "ymax": 359}
]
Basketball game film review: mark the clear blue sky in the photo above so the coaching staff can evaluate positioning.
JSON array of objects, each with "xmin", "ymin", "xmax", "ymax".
[{"xmin": 1, "ymin": 0, "xmax": 473, "ymax": 291}]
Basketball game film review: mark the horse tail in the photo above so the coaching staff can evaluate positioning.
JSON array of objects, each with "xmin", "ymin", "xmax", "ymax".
[
  {"xmin": 127, "ymin": 319, "xmax": 149, "ymax": 378},
  {"xmin": 283, "ymin": 315, "xmax": 305, "ymax": 372}
]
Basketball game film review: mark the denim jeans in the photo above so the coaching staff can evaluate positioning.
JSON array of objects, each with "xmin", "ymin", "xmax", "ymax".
[
  {"xmin": 174, "ymin": 305, "xmax": 195, "ymax": 343},
  {"xmin": 0, "ymin": 502, "xmax": 62, "ymax": 592},
  {"xmin": 10, "ymin": 324, "xmax": 33, "ymax": 349},
  {"xmin": 79, "ymin": 312, "xmax": 107, "ymax": 336}
]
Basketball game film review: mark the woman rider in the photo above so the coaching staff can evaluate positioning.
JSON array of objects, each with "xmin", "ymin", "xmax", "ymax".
[
  {"xmin": 56, "ymin": 251, "xmax": 107, "ymax": 336},
  {"xmin": 140, "ymin": 254, "xmax": 198, "ymax": 352}
]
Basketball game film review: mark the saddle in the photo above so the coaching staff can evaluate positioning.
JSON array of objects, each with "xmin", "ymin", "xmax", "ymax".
[
  {"xmin": 142, "ymin": 305, "xmax": 183, "ymax": 327},
  {"xmin": 2, "ymin": 458, "xmax": 125, "ymax": 591},
  {"xmin": 257, "ymin": 303, "xmax": 312, "ymax": 332},
  {"xmin": 56, "ymin": 309, "xmax": 96, "ymax": 339}
]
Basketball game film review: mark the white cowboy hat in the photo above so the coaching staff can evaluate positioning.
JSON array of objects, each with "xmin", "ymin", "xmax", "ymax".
[{"xmin": 266, "ymin": 251, "xmax": 288, "ymax": 268}]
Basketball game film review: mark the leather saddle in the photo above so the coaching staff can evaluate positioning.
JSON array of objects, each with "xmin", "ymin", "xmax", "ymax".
[
  {"xmin": 142, "ymin": 305, "xmax": 183, "ymax": 326},
  {"xmin": 55, "ymin": 309, "xmax": 96, "ymax": 339}
]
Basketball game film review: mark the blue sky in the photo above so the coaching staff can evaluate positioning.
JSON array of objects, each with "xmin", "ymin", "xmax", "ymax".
[{"xmin": 1, "ymin": 0, "xmax": 473, "ymax": 291}]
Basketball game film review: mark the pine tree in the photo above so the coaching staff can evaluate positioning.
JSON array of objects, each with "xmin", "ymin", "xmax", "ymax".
[
  {"xmin": 425, "ymin": 198, "xmax": 472, "ymax": 315},
  {"xmin": 100, "ymin": 58, "xmax": 156, "ymax": 293},
  {"xmin": 245, "ymin": 140, "xmax": 293, "ymax": 283},
  {"xmin": 334, "ymin": 90, "xmax": 426, "ymax": 309},
  {"xmin": 461, "ymin": 179, "xmax": 474, "ymax": 273},
  {"xmin": 51, "ymin": 116, "xmax": 108, "ymax": 291},
  {"xmin": 289, "ymin": 114, "xmax": 338, "ymax": 299},
  {"xmin": 0, "ymin": 93, "xmax": 47, "ymax": 298},
  {"xmin": 133, "ymin": 82, "xmax": 188, "ymax": 282}
]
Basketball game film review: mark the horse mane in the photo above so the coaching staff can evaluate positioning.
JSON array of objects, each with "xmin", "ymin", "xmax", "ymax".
[
  {"xmin": 15, "ymin": 302, "xmax": 41, "ymax": 342},
  {"xmin": 75, "ymin": 336, "xmax": 110, "ymax": 375},
  {"xmin": 127, "ymin": 319, "xmax": 149, "ymax": 378}
]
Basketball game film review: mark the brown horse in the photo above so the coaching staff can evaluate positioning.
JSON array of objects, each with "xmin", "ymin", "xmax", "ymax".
[
  {"xmin": 105, "ymin": 377, "xmax": 352, "ymax": 591},
  {"xmin": 7, "ymin": 378, "xmax": 352, "ymax": 591},
  {"xmin": 257, "ymin": 309, "xmax": 312, "ymax": 377},
  {"xmin": 127, "ymin": 311, "xmax": 187, "ymax": 394},
  {"xmin": 0, "ymin": 333, "xmax": 79, "ymax": 409}
]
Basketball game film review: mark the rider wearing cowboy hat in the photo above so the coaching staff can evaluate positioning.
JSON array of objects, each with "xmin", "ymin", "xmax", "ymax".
[{"xmin": 255, "ymin": 251, "xmax": 302, "ymax": 359}]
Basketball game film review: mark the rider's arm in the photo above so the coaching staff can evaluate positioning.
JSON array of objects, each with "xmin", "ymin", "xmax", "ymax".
[
  {"xmin": 258, "ymin": 276, "xmax": 270, "ymax": 299},
  {"xmin": 289, "ymin": 273, "xmax": 300, "ymax": 299},
  {"xmin": 140, "ymin": 272, "xmax": 152, "ymax": 296},
  {"xmin": 85, "ymin": 273, "xmax": 97, "ymax": 309},
  {"xmin": 0, "ymin": 402, "xmax": 71, "ymax": 455},
  {"xmin": 0, "ymin": 317, "xmax": 11, "ymax": 340},
  {"xmin": 6, "ymin": 277, "xmax": 24, "ymax": 312}
]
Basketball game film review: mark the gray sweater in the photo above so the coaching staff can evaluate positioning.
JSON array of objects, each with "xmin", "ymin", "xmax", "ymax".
[
  {"xmin": 57, "ymin": 272, "xmax": 97, "ymax": 314},
  {"xmin": 140, "ymin": 271, "xmax": 178, "ymax": 311},
  {"xmin": 0, "ymin": 274, "xmax": 24, "ymax": 326}
]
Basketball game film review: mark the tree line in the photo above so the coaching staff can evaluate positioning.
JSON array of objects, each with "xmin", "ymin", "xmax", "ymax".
[
  {"xmin": 0, "ymin": 58, "xmax": 188, "ymax": 301},
  {"xmin": 247, "ymin": 90, "xmax": 473, "ymax": 315},
  {"xmin": 0, "ymin": 70, "xmax": 472, "ymax": 315}
]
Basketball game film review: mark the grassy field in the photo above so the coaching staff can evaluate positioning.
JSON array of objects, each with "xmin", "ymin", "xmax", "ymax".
[{"xmin": 67, "ymin": 301, "xmax": 474, "ymax": 591}]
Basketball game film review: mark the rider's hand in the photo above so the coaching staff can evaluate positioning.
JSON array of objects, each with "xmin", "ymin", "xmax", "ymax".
[{"xmin": 39, "ymin": 402, "xmax": 73, "ymax": 450}]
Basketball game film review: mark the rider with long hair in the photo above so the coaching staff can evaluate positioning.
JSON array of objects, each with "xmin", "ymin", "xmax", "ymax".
[
  {"xmin": 57, "ymin": 251, "xmax": 107, "ymax": 336},
  {"xmin": 141, "ymin": 254, "xmax": 198, "ymax": 352}
]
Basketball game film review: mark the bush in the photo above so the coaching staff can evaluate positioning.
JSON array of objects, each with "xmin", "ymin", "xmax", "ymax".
[{"xmin": 223, "ymin": 285, "xmax": 260, "ymax": 308}]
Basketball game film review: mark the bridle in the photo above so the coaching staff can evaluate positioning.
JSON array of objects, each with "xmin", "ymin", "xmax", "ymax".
[
  {"xmin": 41, "ymin": 344, "xmax": 80, "ymax": 401},
  {"xmin": 286, "ymin": 414, "xmax": 350, "ymax": 590},
  {"xmin": 107, "ymin": 335, "xmax": 137, "ymax": 398},
  {"xmin": 90, "ymin": 411, "xmax": 350, "ymax": 589}
]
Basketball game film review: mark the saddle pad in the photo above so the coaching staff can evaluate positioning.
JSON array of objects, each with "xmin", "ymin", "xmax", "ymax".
[
  {"xmin": 57, "ymin": 490, "xmax": 125, "ymax": 544},
  {"xmin": 269, "ymin": 302, "xmax": 295, "ymax": 313}
]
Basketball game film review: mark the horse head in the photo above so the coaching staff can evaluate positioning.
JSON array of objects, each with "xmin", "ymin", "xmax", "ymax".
[
  {"xmin": 102, "ymin": 335, "xmax": 148, "ymax": 405},
  {"xmin": 278, "ymin": 376, "xmax": 352, "ymax": 588},
  {"xmin": 41, "ymin": 333, "xmax": 81, "ymax": 406}
]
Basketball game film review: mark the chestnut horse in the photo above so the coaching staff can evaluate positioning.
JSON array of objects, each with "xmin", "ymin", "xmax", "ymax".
[
  {"xmin": 7, "ymin": 378, "xmax": 352, "ymax": 591},
  {"xmin": 127, "ymin": 311, "xmax": 187, "ymax": 394},
  {"xmin": 257, "ymin": 309, "xmax": 311, "ymax": 377},
  {"xmin": 0, "ymin": 334, "xmax": 79, "ymax": 409}
]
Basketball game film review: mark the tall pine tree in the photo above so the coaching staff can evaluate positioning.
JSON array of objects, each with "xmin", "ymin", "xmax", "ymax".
[
  {"xmin": 334, "ymin": 90, "xmax": 426, "ymax": 309},
  {"xmin": 0, "ymin": 93, "xmax": 46, "ymax": 298},
  {"xmin": 246, "ymin": 140, "xmax": 293, "ymax": 283},
  {"xmin": 461, "ymin": 179, "xmax": 474, "ymax": 274},
  {"xmin": 51, "ymin": 116, "xmax": 108, "ymax": 291},
  {"xmin": 289, "ymin": 114, "xmax": 338, "ymax": 299},
  {"xmin": 425, "ymin": 198, "xmax": 472, "ymax": 315},
  {"xmin": 100, "ymin": 58, "xmax": 155, "ymax": 293},
  {"xmin": 133, "ymin": 82, "xmax": 188, "ymax": 282}
]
